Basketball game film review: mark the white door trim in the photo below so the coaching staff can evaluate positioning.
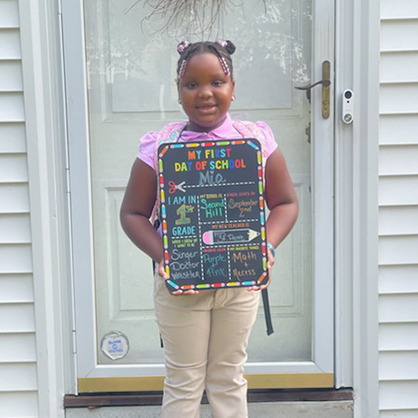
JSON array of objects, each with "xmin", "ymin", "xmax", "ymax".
[
  {"xmin": 61, "ymin": 0, "xmax": 97, "ymax": 378},
  {"xmin": 311, "ymin": 0, "xmax": 335, "ymax": 374},
  {"xmin": 335, "ymin": 0, "xmax": 355, "ymax": 389},
  {"xmin": 351, "ymin": 0, "xmax": 380, "ymax": 416},
  {"xmin": 334, "ymin": 0, "xmax": 380, "ymax": 416},
  {"xmin": 18, "ymin": 0, "xmax": 73, "ymax": 412}
]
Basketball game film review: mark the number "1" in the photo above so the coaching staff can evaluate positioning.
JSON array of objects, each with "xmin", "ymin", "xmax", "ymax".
[{"xmin": 175, "ymin": 204, "xmax": 191, "ymax": 225}]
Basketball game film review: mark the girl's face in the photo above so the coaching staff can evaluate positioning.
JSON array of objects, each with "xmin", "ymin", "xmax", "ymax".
[{"xmin": 178, "ymin": 52, "xmax": 235, "ymax": 132}]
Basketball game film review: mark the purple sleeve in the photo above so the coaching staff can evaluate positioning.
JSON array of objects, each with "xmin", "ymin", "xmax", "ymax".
[
  {"xmin": 137, "ymin": 131, "xmax": 158, "ymax": 171},
  {"xmin": 255, "ymin": 121, "xmax": 279, "ymax": 159}
]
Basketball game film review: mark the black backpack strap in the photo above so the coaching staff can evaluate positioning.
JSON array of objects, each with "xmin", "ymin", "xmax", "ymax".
[
  {"xmin": 262, "ymin": 288, "xmax": 274, "ymax": 336},
  {"xmin": 151, "ymin": 218, "xmax": 161, "ymax": 273}
]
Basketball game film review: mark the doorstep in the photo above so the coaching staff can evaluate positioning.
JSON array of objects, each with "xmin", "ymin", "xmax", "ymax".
[
  {"xmin": 66, "ymin": 401, "xmax": 353, "ymax": 418},
  {"xmin": 65, "ymin": 389, "xmax": 353, "ymax": 418}
]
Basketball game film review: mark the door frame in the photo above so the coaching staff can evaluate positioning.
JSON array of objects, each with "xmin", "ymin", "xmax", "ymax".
[
  {"xmin": 62, "ymin": 0, "xmax": 335, "ymax": 391},
  {"xmin": 17, "ymin": 0, "xmax": 381, "ymax": 413}
]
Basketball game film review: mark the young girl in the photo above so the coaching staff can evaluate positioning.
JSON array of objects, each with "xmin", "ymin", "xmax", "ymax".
[{"xmin": 120, "ymin": 40, "xmax": 299, "ymax": 418}]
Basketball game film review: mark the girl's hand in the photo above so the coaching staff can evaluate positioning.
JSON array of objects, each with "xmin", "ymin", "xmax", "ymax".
[
  {"xmin": 157, "ymin": 261, "xmax": 199, "ymax": 296},
  {"xmin": 247, "ymin": 249, "xmax": 275, "ymax": 292}
]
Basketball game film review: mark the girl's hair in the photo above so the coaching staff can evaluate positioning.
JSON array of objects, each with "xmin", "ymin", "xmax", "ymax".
[{"xmin": 176, "ymin": 40, "xmax": 236, "ymax": 82}]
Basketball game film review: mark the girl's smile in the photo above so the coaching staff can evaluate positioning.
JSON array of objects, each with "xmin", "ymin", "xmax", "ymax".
[{"xmin": 178, "ymin": 53, "xmax": 235, "ymax": 132}]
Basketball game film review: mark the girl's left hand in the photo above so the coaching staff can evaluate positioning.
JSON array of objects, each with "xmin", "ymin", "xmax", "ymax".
[
  {"xmin": 247, "ymin": 249, "xmax": 275, "ymax": 291},
  {"xmin": 157, "ymin": 261, "xmax": 199, "ymax": 296}
]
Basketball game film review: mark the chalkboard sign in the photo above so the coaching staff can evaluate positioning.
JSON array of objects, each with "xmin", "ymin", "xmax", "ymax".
[{"xmin": 157, "ymin": 139, "xmax": 269, "ymax": 291}]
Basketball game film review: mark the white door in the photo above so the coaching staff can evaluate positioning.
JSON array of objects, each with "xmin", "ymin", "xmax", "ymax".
[{"xmin": 64, "ymin": 0, "xmax": 334, "ymax": 390}]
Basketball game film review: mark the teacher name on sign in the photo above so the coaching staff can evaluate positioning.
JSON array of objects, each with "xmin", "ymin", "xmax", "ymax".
[{"xmin": 174, "ymin": 147, "xmax": 247, "ymax": 172}]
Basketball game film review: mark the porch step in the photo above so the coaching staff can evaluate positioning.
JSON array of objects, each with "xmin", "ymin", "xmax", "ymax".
[{"xmin": 66, "ymin": 401, "xmax": 353, "ymax": 418}]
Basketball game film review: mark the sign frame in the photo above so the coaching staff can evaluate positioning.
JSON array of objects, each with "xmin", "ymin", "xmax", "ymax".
[{"xmin": 157, "ymin": 139, "xmax": 269, "ymax": 291}]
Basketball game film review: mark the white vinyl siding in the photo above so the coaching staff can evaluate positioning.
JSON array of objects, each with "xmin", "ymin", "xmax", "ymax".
[
  {"xmin": 0, "ymin": 392, "xmax": 38, "ymax": 418},
  {"xmin": 379, "ymin": 0, "xmax": 418, "ymax": 415},
  {"xmin": 0, "ymin": 1, "xmax": 38, "ymax": 417}
]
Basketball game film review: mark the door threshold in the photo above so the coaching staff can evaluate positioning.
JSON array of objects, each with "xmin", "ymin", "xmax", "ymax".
[{"xmin": 64, "ymin": 388, "xmax": 353, "ymax": 408}]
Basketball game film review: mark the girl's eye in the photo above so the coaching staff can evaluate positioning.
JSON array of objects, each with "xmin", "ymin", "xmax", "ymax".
[
  {"xmin": 186, "ymin": 82, "xmax": 197, "ymax": 89},
  {"xmin": 213, "ymin": 80, "xmax": 224, "ymax": 87}
]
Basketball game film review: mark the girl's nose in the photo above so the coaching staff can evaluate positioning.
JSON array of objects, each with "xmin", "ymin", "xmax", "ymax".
[{"xmin": 198, "ymin": 86, "xmax": 213, "ymax": 98}]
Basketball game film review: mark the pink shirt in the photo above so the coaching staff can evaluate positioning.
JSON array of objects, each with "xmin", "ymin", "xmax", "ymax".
[{"xmin": 137, "ymin": 114, "xmax": 278, "ymax": 171}]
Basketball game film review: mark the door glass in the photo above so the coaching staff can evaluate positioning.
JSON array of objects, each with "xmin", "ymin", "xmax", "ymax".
[{"xmin": 84, "ymin": 0, "xmax": 312, "ymax": 365}]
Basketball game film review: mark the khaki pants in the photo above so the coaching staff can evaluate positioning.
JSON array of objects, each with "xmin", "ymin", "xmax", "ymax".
[{"xmin": 154, "ymin": 274, "xmax": 260, "ymax": 418}]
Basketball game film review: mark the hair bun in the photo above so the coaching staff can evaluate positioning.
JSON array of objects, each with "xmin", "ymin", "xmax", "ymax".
[
  {"xmin": 225, "ymin": 40, "xmax": 236, "ymax": 55},
  {"xmin": 215, "ymin": 39, "xmax": 236, "ymax": 55},
  {"xmin": 177, "ymin": 41, "xmax": 191, "ymax": 55}
]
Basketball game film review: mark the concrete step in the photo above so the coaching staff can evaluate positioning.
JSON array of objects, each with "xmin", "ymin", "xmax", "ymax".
[{"xmin": 66, "ymin": 401, "xmax": 353, "ymax": 418}]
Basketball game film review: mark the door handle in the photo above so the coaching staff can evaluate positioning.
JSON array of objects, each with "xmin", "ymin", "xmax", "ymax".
[{"xmin": 295, "ymin": 60, "xmax": 331, "ymax": 119}]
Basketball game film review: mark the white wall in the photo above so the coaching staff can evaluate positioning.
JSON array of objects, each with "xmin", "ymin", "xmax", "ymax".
[
  {"xmin": 379, "ymin": 0, "xmax": 418, "ymax": 416},
  {"xmin": 0, "ymin": 0, "xmax": 39, "ymax": 416}
]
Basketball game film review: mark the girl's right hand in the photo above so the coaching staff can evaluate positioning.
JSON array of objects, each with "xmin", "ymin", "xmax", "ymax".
[{"xmin": 157, "ymin": 261, "xmax": 199, "ymax": 296}]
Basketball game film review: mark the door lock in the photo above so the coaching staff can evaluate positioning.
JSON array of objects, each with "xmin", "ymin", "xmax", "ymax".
[{"xmin": 295, "ymin": 60, "xmax": 331, "ymax": 119}]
